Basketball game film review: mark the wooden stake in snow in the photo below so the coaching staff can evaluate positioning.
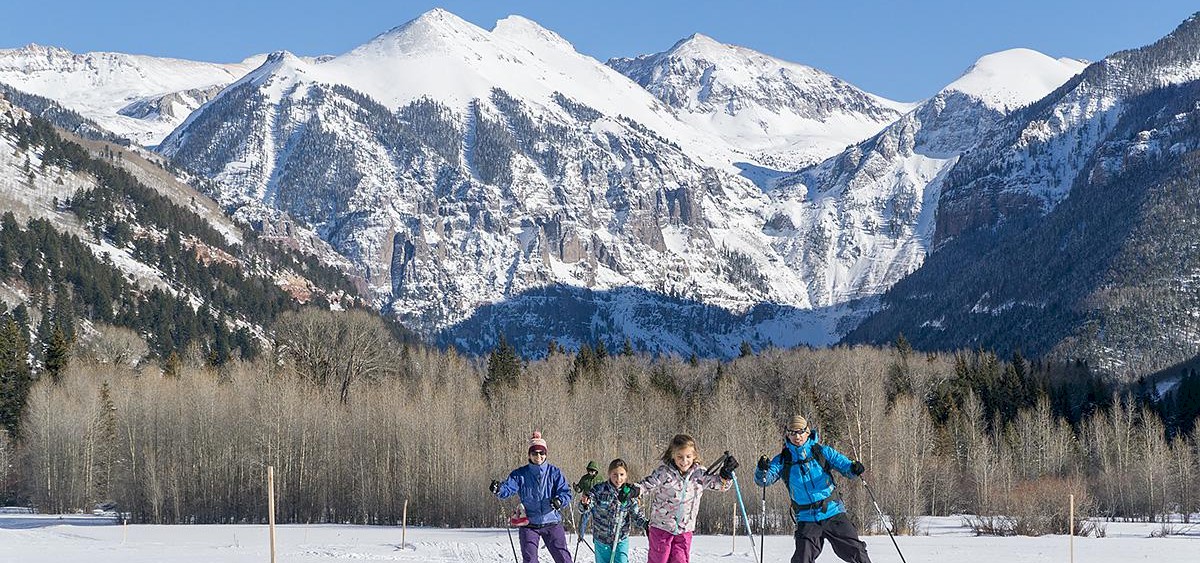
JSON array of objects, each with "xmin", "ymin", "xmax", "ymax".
[
  {"xmin": 402, "ymin": 499, "xmax": 409, "ymax": 550},
  {"xmin": 1069, "ymin": 494, "xmax": 1075, "ymax": 563},
  {"xmin": 732, "ymin": 501, "xmax": 738, "ymax": 553},
  {"xmin": 268, "ymin": 466, "xmax": 277, "ymax": 563}
]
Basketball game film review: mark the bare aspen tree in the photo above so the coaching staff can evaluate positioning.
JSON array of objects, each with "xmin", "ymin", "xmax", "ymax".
[{"xmin": 275, "ymin": 309, "xmax": 400, "ymax": 402}]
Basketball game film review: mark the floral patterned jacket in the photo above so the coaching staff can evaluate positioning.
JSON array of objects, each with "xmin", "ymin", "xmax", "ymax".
[{"xmin": 636, "ymin": 462, "xmax": 729, "ymax": 535}]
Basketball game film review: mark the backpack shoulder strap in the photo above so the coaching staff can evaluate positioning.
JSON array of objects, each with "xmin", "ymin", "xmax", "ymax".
[
  {"xmin": 811, "ymin": 443, "xmax": 837, "ymax": 487},
  {"xmin": 779, "ymin": 446, "xmax": 795, "ymax": 491}
]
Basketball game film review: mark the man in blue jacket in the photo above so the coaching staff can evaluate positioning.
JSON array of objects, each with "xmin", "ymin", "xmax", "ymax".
[
  {"xmin": 754, "ymin": 415, "xmax": 871, "ymax": 563},
  {"xmin": 491, "ymin": 431, "xmax": 575, "ymax": 563}
]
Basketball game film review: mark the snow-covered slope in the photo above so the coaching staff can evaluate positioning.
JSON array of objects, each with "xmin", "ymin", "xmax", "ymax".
[
  {"xmin": 608, "ymin": 33, "xmax": 911, "ymax": 171},
  {"xmin": 770, "ymin": 49, "xmax": 1085, "ymax": 309},
  {"xmin": 943, "ymin": 48, "xmax": 1088, "ymax": 112},
  {"xmin": 0, "ymin": 44, "xmax": 265, "ymax": 146}
]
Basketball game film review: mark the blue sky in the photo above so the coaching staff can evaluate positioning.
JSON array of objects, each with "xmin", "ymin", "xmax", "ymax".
[{"xmin": 3, "ymin": 1, "xmax": 1197, "ymax": 101}]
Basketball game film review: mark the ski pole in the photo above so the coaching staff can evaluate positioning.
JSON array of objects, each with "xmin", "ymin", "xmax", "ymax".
[
  {"xmin": 609, "ymin": 500, "xmax": 626, "ymax": 563},
  {"xmin": 573, "ymin": 504, "xmax": 583, "ymax": 563},
  {"xmin": 565, "ymin": 501, "xmax": 577, "ymax": 545},
  {"xmin": 565, "ymin": 501, "xmax": 594, "ymax": 555},
  {"xmin": 496, "ymin": 497, "xmax": 519, "ymax": 563},
  {"xmin": 573, "ymin": 503, "xmax": 588, "ymax": 562},
  {"xmin": 860, "ymin": 476, "xmax": 908, "ymax": 563},
  {"xmin": 760, "ymin": 480, "xmax": 766, "ymax": 563},
  {"xmin": 729, "ymin": 471, "xmax": 760, "ymax": 563}
]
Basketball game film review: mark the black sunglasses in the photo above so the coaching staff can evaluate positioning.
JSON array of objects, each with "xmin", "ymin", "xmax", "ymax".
[
  {"xmin": 785, "ymin": 428, "xmax": 810, "ymax": 436},
  {"xmin": 530, "ymin": 451, "xmax": 547, "ymax": 456}
]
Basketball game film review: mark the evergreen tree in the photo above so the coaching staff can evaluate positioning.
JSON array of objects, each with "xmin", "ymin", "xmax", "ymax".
[
  {"xmin": 738, "ymin": 340, "xmax": 753, "ymax": 358},
  {"xmin": 0, "ymin": 316, "xmax": 32, "ymax": 438},
  {"xmin": 483, "ymin": 335, "xmax": 520, "ymax": 399},
  {"xmin": 44, "ymin": 326, "xmax": 70, "ymax": 383}
]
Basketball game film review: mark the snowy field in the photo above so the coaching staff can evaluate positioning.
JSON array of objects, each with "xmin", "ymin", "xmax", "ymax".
[{"xmin": 1, "ymin": 515, "xmax": 1196, "ymax": 562}]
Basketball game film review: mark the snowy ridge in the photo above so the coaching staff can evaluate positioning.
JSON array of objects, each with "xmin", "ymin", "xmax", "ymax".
[
  {"xmin": 608, "ymin": 33, "xmax": 911, "ymax": 170},
  {"xmin": 272, "ymin": 9, "xmax": 730, "ymax": 167},
  {"xmin": 0, "ymin": 44, "xmax": 266, "ymax": 145}
]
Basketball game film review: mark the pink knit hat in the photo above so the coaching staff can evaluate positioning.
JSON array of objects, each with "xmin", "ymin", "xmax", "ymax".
[{"xmin": 528, "ymin": 431, "xmax": 548, "ymax": 454}]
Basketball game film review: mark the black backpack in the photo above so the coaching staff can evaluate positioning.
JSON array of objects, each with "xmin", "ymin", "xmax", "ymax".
[{"xmin": 778, "ymin": 432, "xmax": 839, "ymax": 513}]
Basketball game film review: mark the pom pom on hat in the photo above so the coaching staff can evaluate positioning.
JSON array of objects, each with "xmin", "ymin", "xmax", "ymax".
[{"xmin": 529, "ymin": 431, "xmax": 548, "ymax": 454}]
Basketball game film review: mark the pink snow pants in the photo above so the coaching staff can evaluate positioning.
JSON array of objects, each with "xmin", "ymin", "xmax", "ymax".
[{"xmin": 646, "ymin": 526, "xmax": 693, "ymax": 563}]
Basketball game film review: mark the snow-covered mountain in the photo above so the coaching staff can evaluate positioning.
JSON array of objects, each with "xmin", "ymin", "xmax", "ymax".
[
  {"xmin": 158, "ymin": 9, "xmax": 907, "ymax": 357},
  {"xmin": 848, "ymin": 13, "xmax": 1200, "ymax": 375},
  {"xmin": 0, "ymin": 44, "xmax": 265, "ymax": 146},
  {"xmin": 608, "ymin": 33, "xmax": 911, "ymax": 171},
  {"xmin": 769, "ymin": 49, "xmax": 1085, "ymax": 310}
]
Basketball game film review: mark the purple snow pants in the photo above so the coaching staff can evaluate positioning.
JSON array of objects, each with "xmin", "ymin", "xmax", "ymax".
[{"xmin": 518, "ymin": 522, "xmax": 573, "ymax": 563}]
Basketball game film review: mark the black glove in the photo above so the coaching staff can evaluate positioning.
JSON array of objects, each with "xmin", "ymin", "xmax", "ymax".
[
  {"xmin": 850, "ymin": 461, "xmax": 866, "ymax": 476},
  {"xmin": 617, "ymin": 484, "xmax": 631, "ymax": 502},
  {"xmin": 627, "ymin": 484, "xmax": 640, "ymax": 498},
  {"xmin": 490, "ymin": 480, "xmax": 501, "ymax": 494},
  {"xmin": 719, "ymin": 455, "xmax": 739, "ymax": 480},
  {"xmin": 550, "ymin": 497, "xmax": 563, "ymax": 510},
  {"xmin": 757, "ymin": 455, "xmax": 770, "ymax": 471}
]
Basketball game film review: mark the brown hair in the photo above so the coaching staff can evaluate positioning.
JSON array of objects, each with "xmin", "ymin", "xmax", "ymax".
[
  {"xmin": 607, "ymin": 458, "xmax": 628, "ymax": 473},
  {"xmin": 660, "ymin": 433, "xmax": 702, "ymax": 465}
]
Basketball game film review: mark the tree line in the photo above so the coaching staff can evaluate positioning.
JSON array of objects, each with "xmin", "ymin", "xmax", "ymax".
[{"xmin": 4, "ymin": 317, "xmax": 1197, "ymax": 535}]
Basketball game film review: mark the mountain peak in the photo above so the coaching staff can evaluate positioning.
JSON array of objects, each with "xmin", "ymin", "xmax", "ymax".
[
  {"xmin": 358, "ymin": 8, "xmax": 488, "ymax": 55},
  {"xmin": 943, "ymin": 48, "xmax": 1086, "ymax": 110},
  {"xmin": 492, "ymin": 15, "xmax": 574, "ymax": 51},
  {"xmin": 673, "ymin": 33, "xmax": 723, "ymax": 51}
]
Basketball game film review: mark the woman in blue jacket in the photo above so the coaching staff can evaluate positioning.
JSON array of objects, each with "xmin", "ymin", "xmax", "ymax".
[
  {"xmin": 754, "ymin": 415, "xmax": 871, "ymax": 563},
  {"xmin": 491, "ymin": 431, "xmax": 575, "ymax": 563}
]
